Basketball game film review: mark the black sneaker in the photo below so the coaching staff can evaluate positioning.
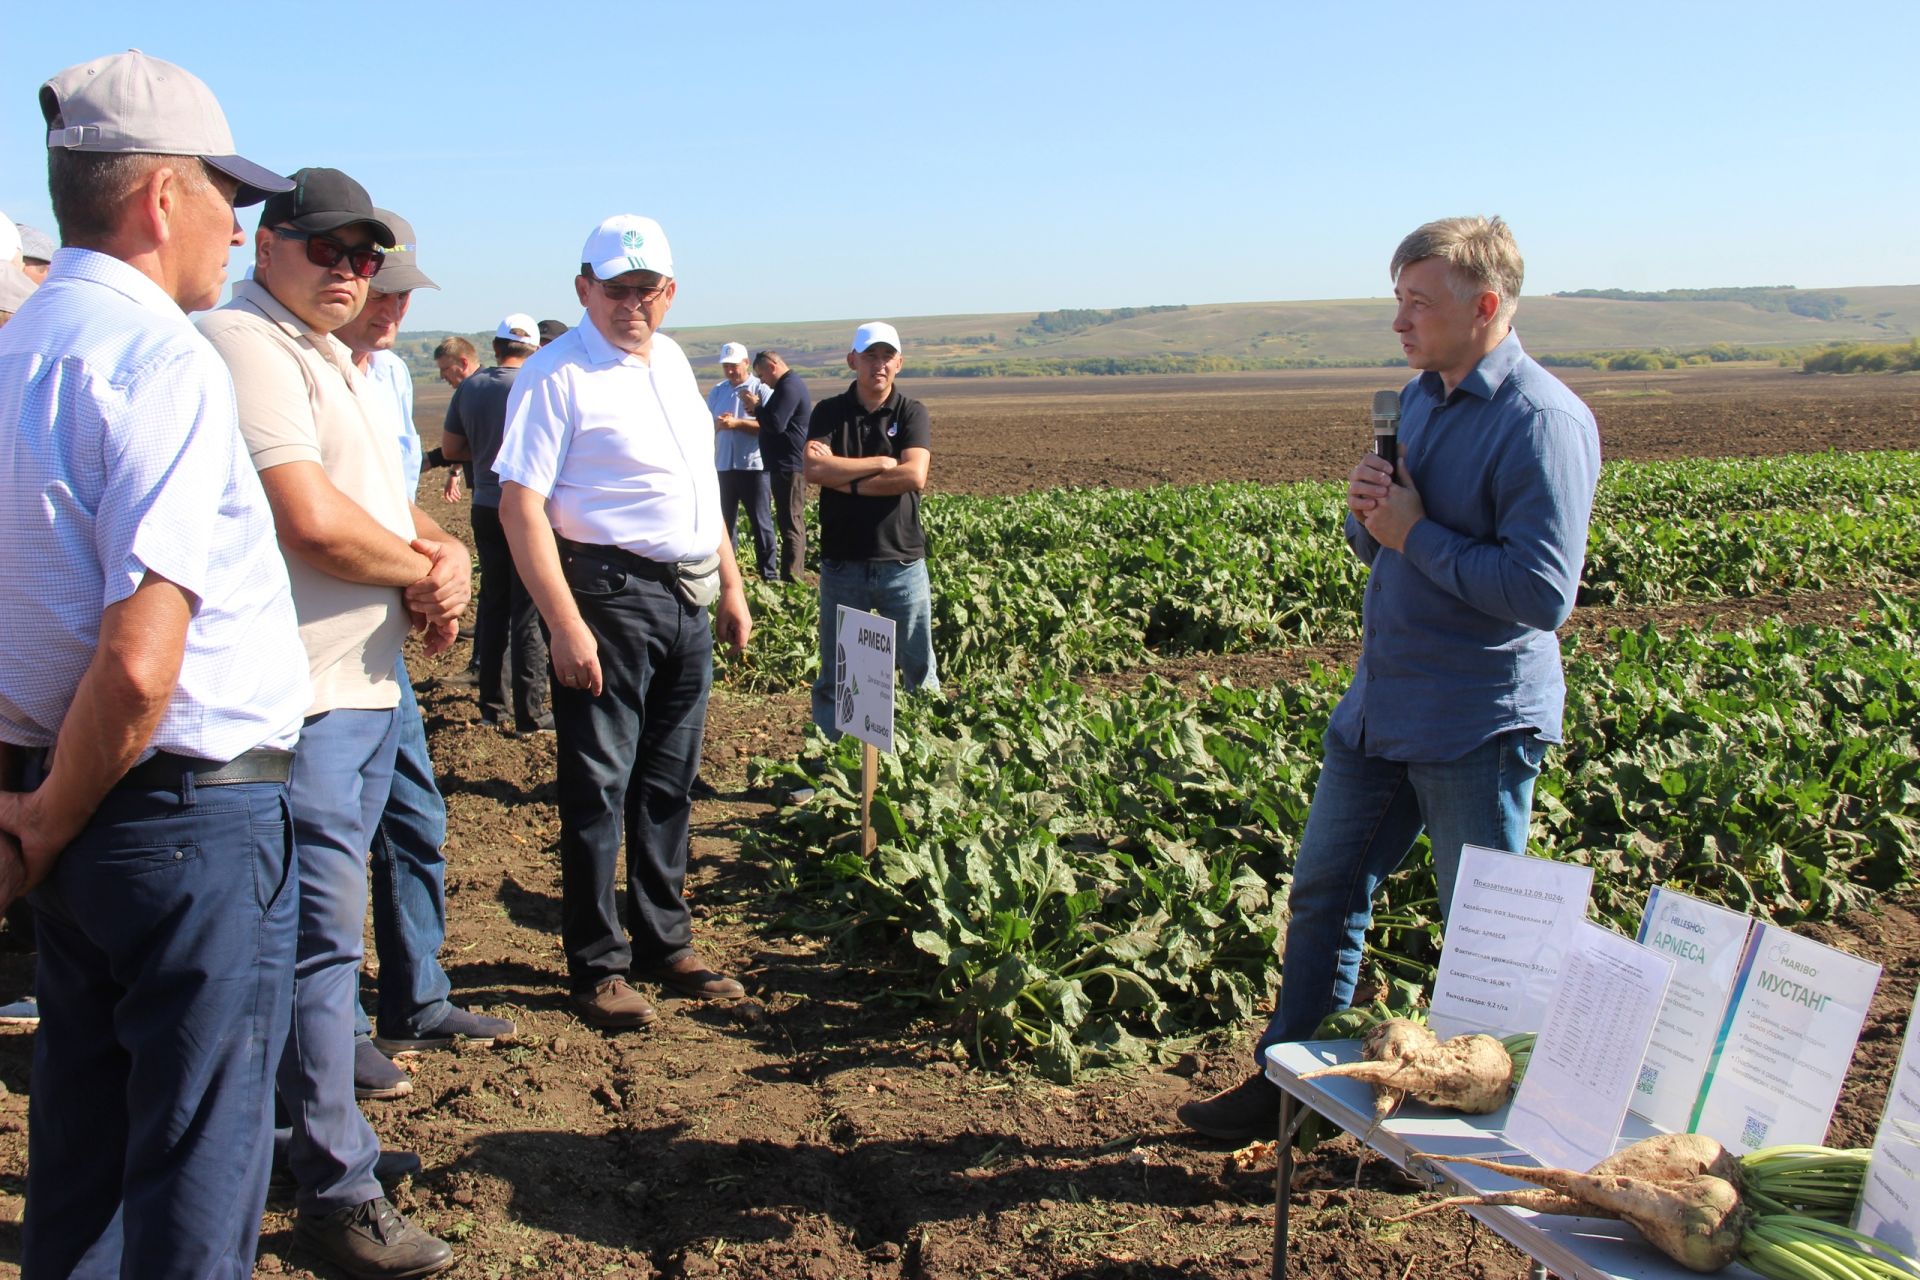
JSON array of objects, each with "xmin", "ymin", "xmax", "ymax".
[
  {"xmin": 353, "ymin": 1038, "xmax": 413, "ymax": 1101},
  {"xmin": 1176, "ymin": 1073, "xmax": 1281, "ymax": 1144},
  {"xmin": 373, "ymin": 1006, "xmax": 516, "ymax": 1054},
  {"xmin": 293, "ymin": 1196, "xmax": 452, "ymax": 1278}
]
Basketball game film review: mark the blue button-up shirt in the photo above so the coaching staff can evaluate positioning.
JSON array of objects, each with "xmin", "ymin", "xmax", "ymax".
[
  {"xmin": 707, "ymin": 374, "xmax": 769, "ymax": 471},
  {"xmin": 0, "ymin": 248, "xmax": 309, "ymax": 759},
  {"xmin": 1330, "ymin": 331, "xmax": 1600, "ymax": 762}
]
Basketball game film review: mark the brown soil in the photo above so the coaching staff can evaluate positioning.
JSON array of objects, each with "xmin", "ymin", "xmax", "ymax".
[{"xmin": 0, "ymin": 365, "xmax": 1915, "ymax": 1279}]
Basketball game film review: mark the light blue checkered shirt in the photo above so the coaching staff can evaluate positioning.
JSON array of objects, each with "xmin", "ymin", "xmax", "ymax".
[{"xmin": 0, "ymin": 248, "xmax": 309, "ymax": 758}]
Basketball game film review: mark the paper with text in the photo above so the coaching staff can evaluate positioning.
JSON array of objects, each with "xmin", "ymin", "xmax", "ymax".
[
  {"xmin": 1630, "ymin": 887, "xmax": 1754, "ymax": 1130},
  {"xmin": 1692, "ymin": 922, "xmax": 1881, "ymax": 1154},
  {"xmin": 1507, "ymin": 919, "xmax": 1677, "ymax": 1171},
  {"xmin": 1429, "ymin": 845, "xmax": 1594, "ymax": 1040},
  {"xmin": 1856, "ymin": 989, "xmax": 1920, "ymax": 1260}
]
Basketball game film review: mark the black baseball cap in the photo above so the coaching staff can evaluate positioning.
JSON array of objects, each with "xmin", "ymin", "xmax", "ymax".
[
  {"xmin": 259, "ymin": 167, "xmax": 393, "ymax": 242},
  {"xmin": 537, "ymin": 319, "xmax": 569, "ymax": 344}
]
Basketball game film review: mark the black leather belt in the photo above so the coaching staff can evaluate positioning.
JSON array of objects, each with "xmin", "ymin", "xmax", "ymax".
[
  {"xmin": 556, "ymin": 537, "xmax": 676, "ymax": 583},
  {"xmin": 120, "ymin": 748, "xmax": 295, "ymax": 790}
]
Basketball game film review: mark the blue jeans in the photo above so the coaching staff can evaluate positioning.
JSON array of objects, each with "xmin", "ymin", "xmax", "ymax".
[
  {"xmin": 551, "ymin": 551, "xmax": 712, "ymax": 991},
  {"xmin": 280, "ymin": 707, "xmax": 399, "ymax": 1215},
  {"xmin": 25, "ymin": 775, "xmax": 297, "ymax": 1279},
  {"xmin": 718, "ymin": 469, "xmax": 778, "ymax": 581},
  {"xmin": 811, "ymin": 558, "xmax": 939, "ymax": 737},
  {"xmin": 1253, "ymin": 727, "xmax": 1547, "ymax": 1066},
  {"xmin": 353, "ymin": 659, "xmax": 453, "ymax": 1042}
]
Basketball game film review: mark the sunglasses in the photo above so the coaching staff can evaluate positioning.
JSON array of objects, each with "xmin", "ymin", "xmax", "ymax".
[
  {"xmin": 272, "ymin": 227, "xmax": 385, "ymax": 279},
  {"xmin": 594, "ymin": 278, "xmax": 669, "ymax": 305}
]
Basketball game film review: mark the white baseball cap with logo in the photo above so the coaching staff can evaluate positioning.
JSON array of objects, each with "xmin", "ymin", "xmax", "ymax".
[
  {"xmin": 40, "ymin": 50, "xmax": 292, "ymax": 206},
  {"xmin": 716, "ymin": 342, "xmax": 749, "ymax": 366},
  {"xmin": 852, "ymin": 321, "xmax": 902, "ymax": 354},
  {"xmin": 580, "ymin": 214, "xmax": 673, "ymax": 281},
  {"xmin": 495, "ymin": 313, "xmax": 540, "ymax": 345}
]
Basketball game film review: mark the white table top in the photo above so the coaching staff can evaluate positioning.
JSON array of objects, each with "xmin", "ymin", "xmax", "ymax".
[{"xmin": 1265, "ymin": 1039, "xmax": 1763, "ymax": 1280}]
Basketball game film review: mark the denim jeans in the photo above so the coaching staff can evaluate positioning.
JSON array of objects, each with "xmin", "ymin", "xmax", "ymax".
[
  {"xmin": 551, "ymin": 550, "xmax": 712, "ymax": 992},
  {"xmin": 25, "ymin": 776, "xmax": 297, "ymax": 1279},
  {"xmin": 472, "ymin": 502, "xmax": 551, "ymax": 730},
  {"xmin": 280, "ymin": 707, "xmax": 399, "ymax": 1215},
  {"xmin": 718, "ymin": 469, "xmax": 778, "ymax": 581},
  {"xmin": 1253, "ymin": 727, "xmax": 1547, "ymax": 1066},
  {"xmin": 353, "ymin": 658, "xmax": 453, "ymax": 1042},
  {"xmin": 811, "ymin": 558, "xmax": 939, "ymax": 737}
]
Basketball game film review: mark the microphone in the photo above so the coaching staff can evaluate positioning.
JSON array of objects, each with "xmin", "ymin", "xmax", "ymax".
[{"xmin": 1371, "ymin": 389, "xmax": 1400, "ymax": 474}]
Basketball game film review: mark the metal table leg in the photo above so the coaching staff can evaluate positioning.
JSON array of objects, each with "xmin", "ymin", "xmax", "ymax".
[{"xmin": 1271, "ymin": 1090, "xmax": 1312, "ymax": 1280}]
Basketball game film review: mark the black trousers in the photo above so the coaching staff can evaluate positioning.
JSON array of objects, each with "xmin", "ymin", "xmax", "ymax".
[
  {"xmin": 551, "ymin": 549, "xmax": 711, "ymax": 992},
  {"xmin": 769, "ymin": 468, "xmax": 808, "ymax": 582},
  {"xmin": 471, "ymin": 503, "xmax": 550, "ymax": 730}
]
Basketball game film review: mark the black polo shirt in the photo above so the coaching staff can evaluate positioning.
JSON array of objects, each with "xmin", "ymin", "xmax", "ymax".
[{"xmin": 808, "ymin": 381, "xmax": 931, "ymax": 562}]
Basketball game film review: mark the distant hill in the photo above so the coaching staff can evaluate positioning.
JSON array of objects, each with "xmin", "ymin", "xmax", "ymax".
[{"xmin": 393, "ymin": 285, "xmax": 1920, "ymax": 380}]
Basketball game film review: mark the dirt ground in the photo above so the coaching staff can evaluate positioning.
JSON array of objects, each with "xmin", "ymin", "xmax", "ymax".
[{"xmin": 0, "ymin": 364, "xmax": 1915, "ymax": 1278}]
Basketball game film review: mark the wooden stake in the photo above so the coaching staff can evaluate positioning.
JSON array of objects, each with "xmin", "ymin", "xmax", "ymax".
[{"xmin": 860, "ymin": 741, "xmax": 878, "ymax": 856}]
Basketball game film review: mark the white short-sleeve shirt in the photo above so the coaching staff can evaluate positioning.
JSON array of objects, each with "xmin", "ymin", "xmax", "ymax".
[
  {"xmin": 0, "ymin": 249, "xmax": 309, "ymax": 759},
  {"xmin": 494, "ymin": 318, "xmax": 721, "ymax": 562}
]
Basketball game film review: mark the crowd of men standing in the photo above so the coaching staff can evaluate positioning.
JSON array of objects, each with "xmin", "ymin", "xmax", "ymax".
[
  {"xmin": 0, "ymin": 48, "xmax": 944, "ymax": 1280},
  {"xmin": 0, "ymin": 39, "xmax": 1604, "ymax": 1280}
]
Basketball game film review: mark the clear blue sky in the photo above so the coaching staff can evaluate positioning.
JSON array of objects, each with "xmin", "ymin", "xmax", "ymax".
[{"xmin": 4, "ymin": 1, "xmax": 1914, "ymax": 335}]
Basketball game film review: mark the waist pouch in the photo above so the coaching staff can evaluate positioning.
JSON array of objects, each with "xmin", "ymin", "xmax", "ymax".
[{"xmin": 673, "ymin": 553, "xmax": 722, "ymax": 609}]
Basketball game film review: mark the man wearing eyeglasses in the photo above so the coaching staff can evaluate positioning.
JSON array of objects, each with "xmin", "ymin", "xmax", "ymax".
[
  {"xmin": 495, "ymin": 214, "xmax": 752, "ymax": 1032},
  {"xmin": 199, "ymin": 166, "xmax": 457, "ymax": 1278}
]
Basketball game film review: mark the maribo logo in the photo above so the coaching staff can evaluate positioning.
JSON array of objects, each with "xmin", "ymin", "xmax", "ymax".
[{"xmin": 1767, "ymin": 942, "xmax": 1818, "ymax": 978}]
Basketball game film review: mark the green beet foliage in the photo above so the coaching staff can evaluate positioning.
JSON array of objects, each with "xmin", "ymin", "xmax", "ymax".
[{"xmin": 741, "ymin": 454, "xmax": 1920, "ymax": 1079}]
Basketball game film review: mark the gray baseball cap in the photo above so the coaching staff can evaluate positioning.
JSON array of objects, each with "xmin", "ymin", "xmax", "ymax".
[
  {"xmin": 15, "ymin": 224, "xmax": 54, "ymax": 263},
  {"xmin": 40, "ymin": 50, "xmax": 292, "ymax": 206},
  {"xmin": 369, "ymin": 209, "xmax": 438, "ymax": 294},
  {"xmin": 0, "ymin": 267, "xmax": 36, "ymax": 313}
]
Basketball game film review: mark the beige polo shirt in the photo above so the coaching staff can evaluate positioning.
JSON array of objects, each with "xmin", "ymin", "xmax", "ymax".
[{"xmin": 198, "ymin": 280, "xmax": 412, "ymax": 715}]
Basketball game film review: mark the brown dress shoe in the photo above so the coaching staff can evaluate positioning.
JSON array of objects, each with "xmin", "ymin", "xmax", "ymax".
[
  {"xmin": 638, "ymin": 953, "xmax": 745, "ymax": 1001},
  {"xmin": 571, "ymin": 977, "xmax": 658, "ymax": 1029}
]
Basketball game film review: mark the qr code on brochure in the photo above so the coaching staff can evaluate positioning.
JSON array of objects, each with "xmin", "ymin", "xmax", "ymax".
[
  {"xmin": 1634, "ymin": 1062, "xmax": 1659, "ymax": 1096},
  {"xmin": 1741, "ymin": 1113, "xmax": 1770, "ymax": 1149}
]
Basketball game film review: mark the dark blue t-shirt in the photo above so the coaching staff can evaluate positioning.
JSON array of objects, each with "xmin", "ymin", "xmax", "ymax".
[{"xmin": 441, "ymin": 365, "xmax": 519, "ymax": 507}]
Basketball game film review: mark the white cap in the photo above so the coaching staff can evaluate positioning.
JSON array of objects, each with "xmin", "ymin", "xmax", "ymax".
[
  {"xmin": 0, "ymin": 266, "xmax": 35, "ymax": 313},
  {"xmin": 580, "ymin": 214, "xmax": 672, "ymax": 281},
  {"xmin": 852, "ymin": 321, "xmax": 901, "ymax": 354},
  {"xmin": 0, "ymin": 216, "xmax": 18, "ymax": 267},
  {"xmin": 495, "ymin": 313, "xmax": 539, "ymax": 345},
  {"xmin": 716, "ymin": 342, "xmax": 749, "ymax": 366}
]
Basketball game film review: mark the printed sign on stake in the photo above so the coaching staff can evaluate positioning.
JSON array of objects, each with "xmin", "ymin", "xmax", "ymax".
[{"xmin": 834, "ymin": 605, "xmax": 895, "ymax": 752}]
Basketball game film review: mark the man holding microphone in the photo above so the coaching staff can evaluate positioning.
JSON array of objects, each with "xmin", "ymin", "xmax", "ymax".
[{"xmin": 1179, "ymin": 216, "xmax": 1601, "ymax": 1142}]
